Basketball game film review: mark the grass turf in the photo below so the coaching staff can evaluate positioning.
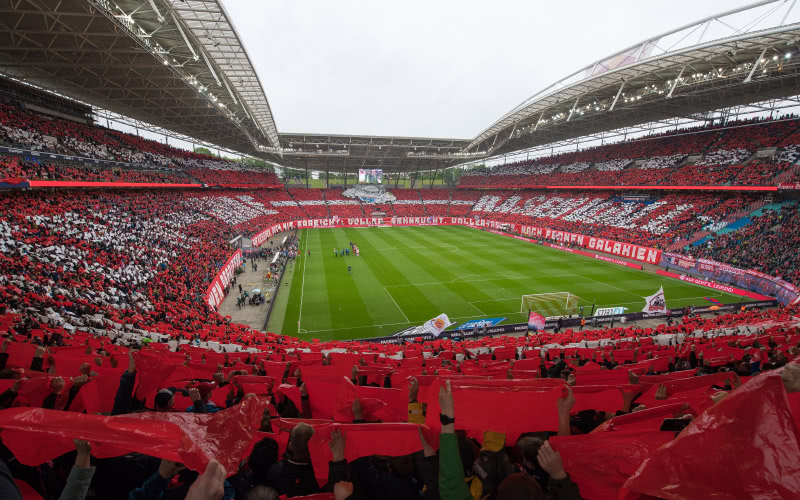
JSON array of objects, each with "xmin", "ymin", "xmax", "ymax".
[{"xmin": 278, "ymin": 225, "xmax": 745, "ymax": 341}]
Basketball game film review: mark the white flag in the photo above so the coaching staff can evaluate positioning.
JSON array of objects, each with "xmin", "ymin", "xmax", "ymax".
[
  {"xmin": 642, "ymin": 286, "xmax": 667, "ymax": 315},
  {"xmin": 422, "ymin": 313, "xmax": 454, "ymax": 337}
]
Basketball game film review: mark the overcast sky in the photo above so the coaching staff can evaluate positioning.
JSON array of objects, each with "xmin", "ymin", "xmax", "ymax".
[{"xmin": 221, "ymin": 0, "xmax": 764, "ymax": 139}]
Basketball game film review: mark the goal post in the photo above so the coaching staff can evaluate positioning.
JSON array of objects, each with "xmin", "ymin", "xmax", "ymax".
[{"xmin": 520, "ymin": 292, "xmax": 581, "ymax": 317}]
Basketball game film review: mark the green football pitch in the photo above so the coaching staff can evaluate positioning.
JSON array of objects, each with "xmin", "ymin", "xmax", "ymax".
[{"xmin": 277, "ymin": 225, "xmax": 744, "ymax": 341}]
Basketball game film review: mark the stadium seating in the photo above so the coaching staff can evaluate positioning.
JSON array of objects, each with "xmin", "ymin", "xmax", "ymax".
[
  {"xmin": 458, "ymin": 116, "xmax": 800, "ymax": 188},
  {"xmin": 687, "ymin": 204, "xmax": 800, "ymax": 285},
  {"xmin": 324, "ymin": 188, "xmax": 365, "ymax": 217},
  {"xmin": 419, "ymin": 189, "xmax": 450, "ymax": 216},
  {"xmin": 0, "ymin": 103, "xmax": 278, "ymax": 186},
  {"xmin": 0, "ymin": 156, "xmax": 192, "ymax": 183},
  {"xmin": 289, "ymin": 189, "xmax": 329, "ymax": 218},
  {"xmin": 3, "ymin": 104, "xmax": 800, "ymax": 500}
]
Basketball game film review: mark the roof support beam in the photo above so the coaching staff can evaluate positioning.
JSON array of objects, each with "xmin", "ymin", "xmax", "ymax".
[
  {"xmin": 201, "ymin": 49, "xmax": 222, "ymax": 86},
  {"xmin": 609, "ymin": 81, "xmax": 625, "ymax": 110},
  {"xmin": 533, "ymin": 111, "xmax": 544, "ymax": 131},
  {"xmin": 667, "ymin": 66, "xmax": 685, "ymax": 98},
  {"xmin": 170, "ymin": 11, "xmax": 198, "ymax": 61},
  {"xmin": 744, "ymin": 47, "xmax": 768, "ymax": 83},
  {"xmin": 146, "ymin": 0, "xmax": 165, "ymax": 24},
  {"xmin": 781, "ymin": 0, "xmax": 798, "ymax": 25},
  {"xmin": 567, "ymin": 96, "xmax": 581, "ymax": 122}
]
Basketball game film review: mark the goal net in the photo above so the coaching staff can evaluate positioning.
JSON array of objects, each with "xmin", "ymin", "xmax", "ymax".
[{"xmin": 520, "ymin": 292, "xmax": 580, "ymax": 317}]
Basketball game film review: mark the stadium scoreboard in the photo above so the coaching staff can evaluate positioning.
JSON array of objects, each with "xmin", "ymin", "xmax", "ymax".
[{"xmin": 358, "ymin": 169, "xmax": 383, "ymax": 184}]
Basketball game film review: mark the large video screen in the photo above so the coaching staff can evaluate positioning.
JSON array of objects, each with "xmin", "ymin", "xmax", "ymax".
[{"xmin": 358, "ymin": 169, "xmax": 383, "ymax": 184}]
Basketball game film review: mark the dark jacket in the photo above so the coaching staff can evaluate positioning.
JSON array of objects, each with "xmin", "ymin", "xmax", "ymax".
[{"xmin": 266, "ymin": 455, "xmax": 319, "ymax": 497}]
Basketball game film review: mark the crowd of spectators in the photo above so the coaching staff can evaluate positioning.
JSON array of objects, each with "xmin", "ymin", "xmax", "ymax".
[
  {"xmin": 465, "ymin": 190, "xmax": 760, "ymax": 250},
  {"xmin": 0, "ymin": 178, "xmax": 796, "ymax": 499},
  {"xmin": 459, "ymin": 115, "xmax": 800, "ymax": 188},
  {"xmin": 0, "ymin": 289, "xmax": 797, "ymax": 499},
  {"xmin": 687, "ymin": 204, "xmax": 800, "ymax": 285},
  {"xmin": 0, "ymin": 156, "xmax": 192, "ymax": 184},
  {"xmin": 0, "ymin": 103, "xmax": 278, "ymax": 186},
  {"xmin": 325, "ymin": 189, "xmax": 365, "ymax": 218}
]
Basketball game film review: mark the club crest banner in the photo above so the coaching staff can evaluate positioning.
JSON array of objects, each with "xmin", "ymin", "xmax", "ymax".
[
  {"xmin": 423, "ymin": 314, "xmax": 454, "ymax": 337},
  {"xmin": 642, "ymin": 286, "xmax": 667, "ymax": 314}
]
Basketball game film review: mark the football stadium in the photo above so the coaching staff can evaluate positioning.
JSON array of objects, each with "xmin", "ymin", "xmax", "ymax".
[{"xmin": 0, "ymin": 1, "xmax": 799, "ymax": 499}]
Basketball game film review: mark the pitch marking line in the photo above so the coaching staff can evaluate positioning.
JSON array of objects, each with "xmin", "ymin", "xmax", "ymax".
[
  {"xmin": 383, "ymin": 286, "xmax": 410, "ymax": 322},
  {"xmin": 298, "ymin": 229, "xmax": 309, "ymax": 330},
  {"xmin": 385, "ymin": 273, "xmax": 580, "ymax": 288}
]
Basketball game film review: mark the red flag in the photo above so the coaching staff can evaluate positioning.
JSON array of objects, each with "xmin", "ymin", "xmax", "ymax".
[
  {"xmin": 69, "ymin": 368, "xmax": 126, "ymax": 414},
  {"xmin": 571, "ymin": 386, "xmax": 624, "ymax": 413},
  {"xmin": 333, "ymin": 378, "xmax": 407, "ymax": 422},
  {"xmin": 591, "ymin": 403, "xmax": 690, "ymax": 434},
  {"xmin": 275, "ymin": 384, "xmax": 303, "ymax": 412},
  {"xmin": 303, "ymin": 378, "xmax": 342, "ymax": 419},
  {"xmin": 0, "ymin": 395, "xmax": 267, "ymax": 476},
  {"xmin": 551, "ymin": 430, "xmax": 673, "ymax": 500},
  {"xmin": 634, "ymin": 372, "xmax": 735, "ymax": 409},
  {"xmin": 133, "ymin": 351, "xmax": 191, "ymax": 405},
  {"xmin": 271, "ymin": 418, "xmax": 423, "ymax": 485},
  {"xmin": 575, "ymin": 369, "xmax": 630, "ymax": 386},
  {"xmin": 624, "ymin": 371, "xmax": 800, "ymax": 499},
  {"xmin": 425, "ymin": 379, "xmax": 561, "ymax": 443}
]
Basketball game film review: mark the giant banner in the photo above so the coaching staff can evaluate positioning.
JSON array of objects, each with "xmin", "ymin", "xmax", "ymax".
[
  {"xmin": 656, "ymin": 270, "xmax": 773, "ymax": 301},
  {"xmin": 205, "ymin": 249, "xmax": 243, "ymax": 310},
  {"xmin": 660, "ymin": 252, "xmax": 797, "ymax": 305},
  {"xmin": 251, "ymin": 216, "xmax": 512, "ymax": 246},
  {"xmin": 519, "ymin": 225, "xmax": 662, "ymax": 265}
]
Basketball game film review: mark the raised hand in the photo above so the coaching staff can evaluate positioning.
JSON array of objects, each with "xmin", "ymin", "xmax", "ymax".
[
  {"xmin": 557, "ymin": 385, "xmax": 575, "ymax": 414},
  {"xmin": 537, "ymin": 441, "xmax": 567, "ymax": 480},
  {"xmin": 50, "ymin": 376, "xmax": 65, "ymax": 394},
  {"xmin": 352, "ymin": 398, "xmax": 364, "ymax": 422},
  {"xmin": 74, "ymin": 439, "xmax": 91, "ymax": 468},
  {"xmin": 329, "ymin": 428, "xmax": 346, "ymax": 462},
  {"xmin": 408, "ymin": 376, "xmax": 419, "ymax": 403}
]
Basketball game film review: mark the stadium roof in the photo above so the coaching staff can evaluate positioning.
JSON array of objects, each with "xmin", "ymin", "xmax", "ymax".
[
  {"xmin": 2, "ymin": 1, "xmax": 800, "ymax": 172},
  {"xmin": 276, "ymin": 133, "xmax": 473, "ymax": 172},
  {"xmin": 0, "ymin": 0, "xmax": 279, "ymax": 153},
  {"xmin": 466, "ymin": 0, "xmax": 800, "ymax": 160}
]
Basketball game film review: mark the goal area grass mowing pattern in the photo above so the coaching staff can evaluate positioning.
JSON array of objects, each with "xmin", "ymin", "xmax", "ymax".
[{"xmin": 279, "ymin": 225, "xmax": 745, "ymax": 341}]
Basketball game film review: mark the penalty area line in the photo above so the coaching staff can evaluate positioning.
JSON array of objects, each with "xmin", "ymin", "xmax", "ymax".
[{"xmin": 383, "ymin": 286, "xmax": 410, "ymax": 323}]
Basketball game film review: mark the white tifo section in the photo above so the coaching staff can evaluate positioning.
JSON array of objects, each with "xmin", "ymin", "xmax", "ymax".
[
  {"xmin": 469, "ymin": 193, "xmax": 695, "ymax": 235},
  {"xmin": 184, "ymin": 195, "xmax": 277, "ymax": 225}
]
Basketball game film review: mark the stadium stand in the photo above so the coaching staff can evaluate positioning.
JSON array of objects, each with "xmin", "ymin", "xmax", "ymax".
[
  {"xmin": 0, "ymin": 103, "xmax": 279, "ymax": 186},
  {"xmin": 0, "ymin": 156, "xmax": 192, "ymax": 184},
  {"xmin": 1, "ymin": 139, "xmax": 800, "ymax": 500},
  {"xmin": 324, "ymin": 189, "xmax": 366, "ymax": 218},
  {"xmin": 418, "ymin": 190, "xmax": 449, "ymax": 216},
  {"xmin": 458, "ymin": 116, "xmax": 800, "ymax": 188},
  {"xmin": 687, "ymin": 203, "xmax": 800, "ymax": 285},
  {"xmin": 2, "ymin": 40, "xmax": 800, "ymax": 500},
  {"xmin": 391, "ymin": 189, "xmax": 427, "ymax": 216},
  {"xmin": 289, "ymin": 189, "xmax": 329, "ymax": 218},
  {"xmin": 0, "ymin": 234, "xmax": 798, "ymax": 499}
]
